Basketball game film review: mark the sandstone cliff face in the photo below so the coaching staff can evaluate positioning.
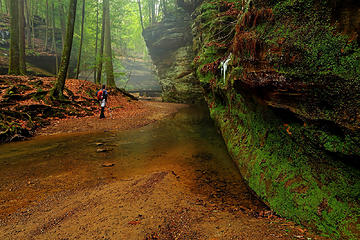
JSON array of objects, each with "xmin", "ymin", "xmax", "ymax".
[
  {"xmin": 143, "ymin": 9, "xmax": 203, "ymax": 103},
  {"xmin": 144, "ymin": 0, "xmax": 360, "ymax": 238},
  {"xmin": 192, "ymin": 0, "xmax": 360, "ymax": 239}
]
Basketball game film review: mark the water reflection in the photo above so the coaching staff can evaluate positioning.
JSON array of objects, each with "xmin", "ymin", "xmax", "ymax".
[{"xmin": 0, "ymin": 105, "xmax": 264, "ymax": 219}]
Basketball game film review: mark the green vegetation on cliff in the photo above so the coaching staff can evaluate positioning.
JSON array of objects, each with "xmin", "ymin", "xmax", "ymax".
[{"xmin": 192, "ymin": 0, "xmax": 360, "ymax": 238}]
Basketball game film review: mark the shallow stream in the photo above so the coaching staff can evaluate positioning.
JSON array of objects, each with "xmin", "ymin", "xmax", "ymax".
[{"xmin": 0, "ymin": 105, "xmax": 265, "ymax": 219}]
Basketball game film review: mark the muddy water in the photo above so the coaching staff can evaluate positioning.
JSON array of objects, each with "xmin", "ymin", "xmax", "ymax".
[{"xmin": 0, "ymin": 105, "xmax": 265, "ymax": 219}]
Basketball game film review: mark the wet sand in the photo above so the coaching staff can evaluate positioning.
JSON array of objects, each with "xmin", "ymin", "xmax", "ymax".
[{"xmin": 0, "ymin": 106, "xmax": 328, "ymax": 240}]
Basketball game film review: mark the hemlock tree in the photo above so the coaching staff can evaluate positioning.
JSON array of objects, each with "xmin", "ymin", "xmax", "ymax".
[
  {"xmin": 51, "ymin": 0, "xmax": 78, "ymax": 99},
  {"xmin": 103, "ymin": 0, "xmax": 115, "ymax": 87},
  {"xmin": 9, "ymin": 0, "xmax": 20, "ymax": 75}
]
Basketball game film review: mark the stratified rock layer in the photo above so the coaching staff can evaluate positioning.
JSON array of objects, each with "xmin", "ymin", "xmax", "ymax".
[
  {"xmin": 192, "ymin": 0, "xmax": 360, "ymax": 239},
  {"xmin": 143, "ymin": 9, "xmax": 203, "ymax": 103}
]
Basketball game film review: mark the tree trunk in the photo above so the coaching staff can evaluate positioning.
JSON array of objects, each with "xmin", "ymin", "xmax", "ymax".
[
  {"xmin": 161, "ymin": 0, "xmax": 167, "ymax": 16},
  {"xmin": 33, "ymin": 0, "xmax": 38, "ymax": 16},
  {"xmin": 103, "ymin": 0, "xmax": 115, "ymax": 87},
  {"xmin": 30, "ymin": 0, "xmax": 35, "ymax": 49},
  {"xmin": 148, "ymin": 2, "xmax": 151, "ymax": 24},
  {"xmin": 137, "ymin": 0, "xmax": 144, "ymax": 32},
  {"xmin": 59, "ymin": 3, "xmax": 66, "ymax": 48},
  {"xmin": 96, "ymin": 1, "xmax": 105, "ymax": 85},
  {"xmin": 151, "ymin": 0, "xmax": 155, "ymax": 23},
  {"xmin": 50, "ymin": 0, "xmax": 77, "ymax": 99},
  {"xmin": 5, "ymin": 0, "xmax": 10, "ymax": 15},
  {"xmin": 9, "ymin": 0, "xmax": 20, "ymax": 75},
  {"xmin": 51, "ymin": 2, "xmax": 58, "ymax": 74},
  {"xmin": 24, "ymin": 0, "xmax": 31, "ymax": 47},
  {"xmin": 94, "ymin": 0, "xmax": 99, "ymax": 82},
  {"xmin": 19, "ymin": 0, "xmax": 26, "ymax": 75},
  {"xmin": 75, "ymin": 0, "xmax": 85, "ymax": 79},
  {"xmin": 44, "ymin": 0, "xmax": 48, "ymax": 50}
]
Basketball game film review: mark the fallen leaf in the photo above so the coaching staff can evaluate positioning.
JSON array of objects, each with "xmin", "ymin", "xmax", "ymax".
[
  {"xmin": 128, "ymin": 220, "xmax": 141, "ymax": 225},
  {"xmin": 102, "ymin": 162, "xmax": 115, "ymax": 167}
]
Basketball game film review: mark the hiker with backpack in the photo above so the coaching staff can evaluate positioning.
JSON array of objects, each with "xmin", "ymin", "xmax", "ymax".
[{"xmin": 97, "ymin": 85, "xmax": 108, "ymax": 119}]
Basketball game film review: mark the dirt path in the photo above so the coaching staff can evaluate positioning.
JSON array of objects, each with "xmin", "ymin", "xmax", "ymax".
[{"xmin": 36, "ymin": 101, "xmax": 188, "ymax": 136}]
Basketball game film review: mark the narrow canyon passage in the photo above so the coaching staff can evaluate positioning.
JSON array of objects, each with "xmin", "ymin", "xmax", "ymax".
[{"xmin": 0, "ymin": 105, "xmax": 326, "ymax": 239}]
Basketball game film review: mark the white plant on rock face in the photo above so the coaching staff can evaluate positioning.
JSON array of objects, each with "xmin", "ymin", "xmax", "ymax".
[
  {"xmin": 242, "ymin": 0, "xmax": 252, "ymax": 11},
  {"xmin": 220, "ymin": 53, "xmax": 232, "ymax": 84}
]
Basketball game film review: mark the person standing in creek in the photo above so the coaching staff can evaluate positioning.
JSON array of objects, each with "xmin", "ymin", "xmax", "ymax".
[{"xmin": 97, "ymin": 85, "xmax": 108, "ymax": 119}]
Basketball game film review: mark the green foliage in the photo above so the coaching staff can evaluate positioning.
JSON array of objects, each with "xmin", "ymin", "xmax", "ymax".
[
  {"xmin": 198, "ymin": 2, "xmax": 218, "ymax": 22},
  {"xmin": 73, "ymin": 0, "xmax": 147, "ymax": 85}
]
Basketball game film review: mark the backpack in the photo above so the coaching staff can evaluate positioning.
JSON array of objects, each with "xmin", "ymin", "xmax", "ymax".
[{"xmin": 97, "ymin": 90, "xmax": 103, "ymax": 101}]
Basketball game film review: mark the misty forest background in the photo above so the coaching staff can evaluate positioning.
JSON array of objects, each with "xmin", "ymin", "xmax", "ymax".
[{"xmin": 0, "ymin": 0, "xmax": 175, "ymax": 90}]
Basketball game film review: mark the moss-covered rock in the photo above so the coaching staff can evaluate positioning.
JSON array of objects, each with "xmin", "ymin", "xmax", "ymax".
[{"xmin": 193, "ymin": 0, "xmax": 360, "ymax": 238}]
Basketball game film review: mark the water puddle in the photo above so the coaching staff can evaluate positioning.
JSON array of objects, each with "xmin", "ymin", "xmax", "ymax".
[{"xmin": 0, "ymin": 105, "xmax": 265, "ymax": 219}]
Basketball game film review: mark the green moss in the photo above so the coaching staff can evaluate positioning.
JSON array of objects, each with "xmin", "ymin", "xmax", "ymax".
[
  {"xmin": 194, "ymin": 0, "xmax": 360, "ymax": 238},
  {"xmin": 257, "ymin": 0, "xmax": 360, "ymax": 90},
  {"xmin": 206, "ymin": 89, "xmax": 360, "ymax": 239}
]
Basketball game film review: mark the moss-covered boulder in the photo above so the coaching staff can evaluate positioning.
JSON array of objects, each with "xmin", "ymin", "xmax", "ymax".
[{"xmin": 193, "ymin": 0, "xmax": 360, "ymax": 239}]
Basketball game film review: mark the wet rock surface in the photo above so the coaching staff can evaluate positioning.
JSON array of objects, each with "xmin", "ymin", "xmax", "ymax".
[{"xmin": 191, "ymin": 0, "xmax": 360, "ymax": 238}]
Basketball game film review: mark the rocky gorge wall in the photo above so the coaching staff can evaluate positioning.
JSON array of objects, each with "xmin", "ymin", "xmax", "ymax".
[
  {"xmin": 192, "ymin": 0, "xmax": 360, "ymax": 238},
  {"xmin": 143, "ymin": 9, "xmax": 203, "ymax": 103},
  {"xmin": 144, "ymin": 0, "xmax": 360, "ymax": 239}
]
